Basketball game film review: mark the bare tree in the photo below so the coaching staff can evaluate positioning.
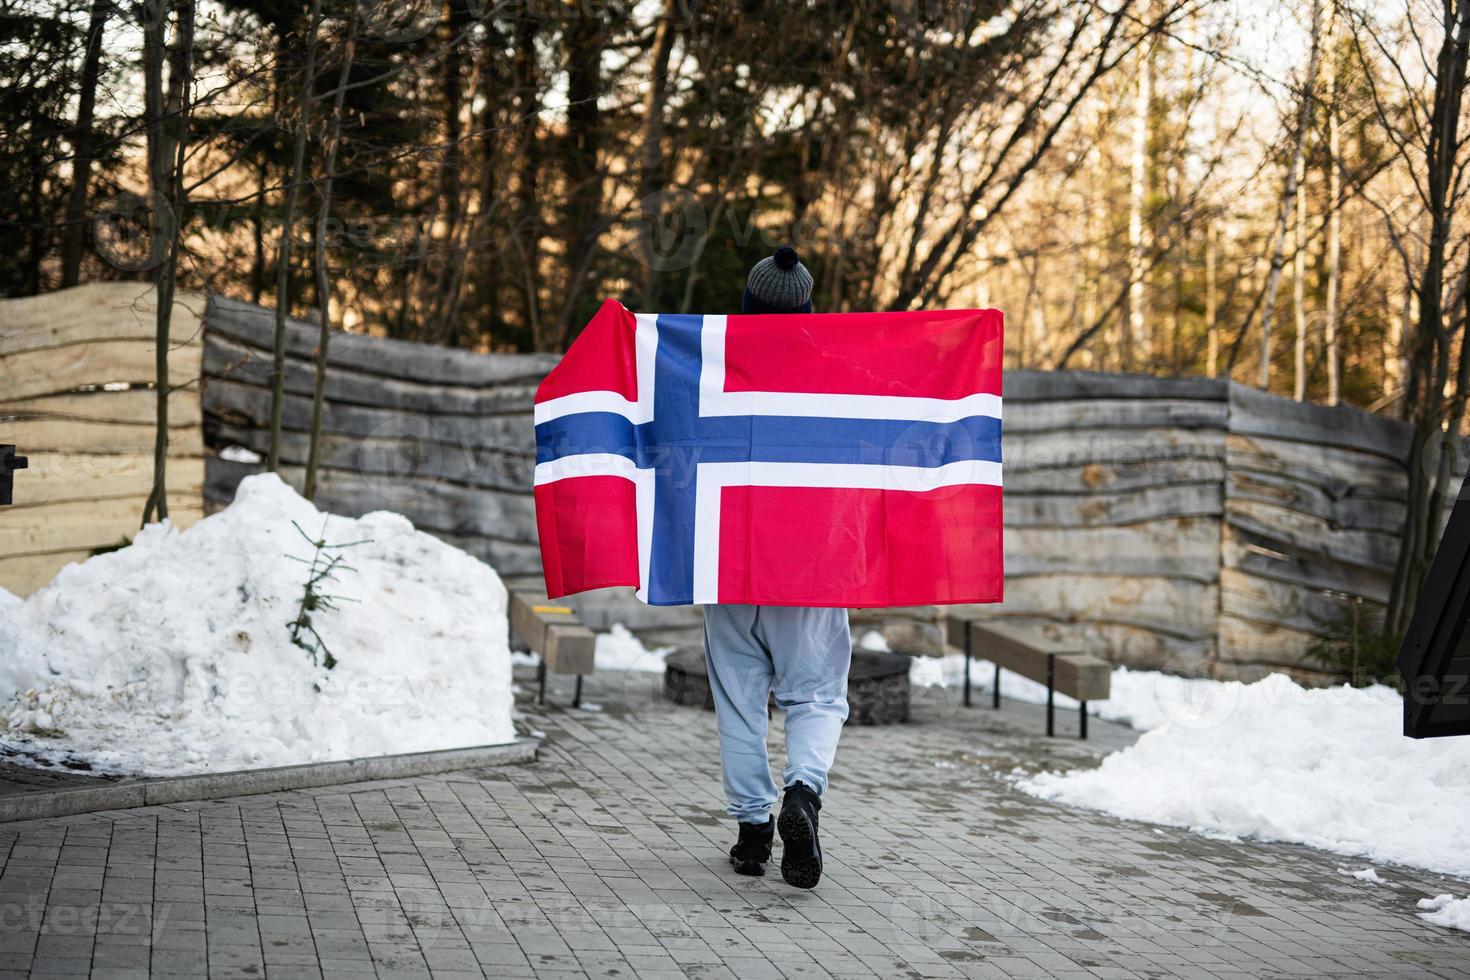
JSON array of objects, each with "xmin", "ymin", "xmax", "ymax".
[
  {"xmin": 268, "ymin": 0, "xmax": 322, "ymax": 472},
  {"xmin": 1384, "ymin": 0, "xmax": 1470, "ymax": 634},
  {"xmin": 141, "ymin": 0, "xmax": 194, "ymax": 527},
  {"xmin": 59, "ymin": 0, "xmax": 109, "ymax": 287},
  {"xmin": 1260, "ymin": 0, "xmax": 1324, "ymax": 392},
  {"xmin": 305, "ymin": 7, "xmax": 358, "ymax": 500}
]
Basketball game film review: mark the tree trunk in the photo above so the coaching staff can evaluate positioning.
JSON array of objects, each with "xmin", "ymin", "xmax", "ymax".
[
  {"xmin": 1260, "ymin": 0, "xmax": 1323, "ymax": 391},
  {"xmin": 305, "ymin": 10, "xmax": 357, "ymax": 500},
  {"xmin": 142, "ymin": 0, "xmax": 193, "ymax": 527},
  {"xmin": 512, "ymin": 15, "xmax": 541, "ymax": 347},
  {"xmin": 555, "ymin": 11, "xmax": 606, "ymax": 347},
  {"xmin": 1123, "ymin": 30, "xmax": 1153, "ymax": 372},
  {"xmin": 1387, "ymin": 0, "xmax": 1470, "ymax": 635},
  {"xmin": 638, "ymin": 0, "xmax": 677, "ymax": 307},
  {"xmin": 1324, "ymin": 4, "xmax": 1342, "ymax": 405},
  {"xmin": 60, "ymin": 0, "xmax": 110, "ymax": 288},
  {"xmin": 268, "ymin": 0, "xmax": 322, "ymax": 473},
  {"xmin": 1206, "ymin": 218, "xmax": 1219, "ymax": 376},
  {"xmin": 1292, "ymin": 143, "xmax": 1309, "ymax": 402}
]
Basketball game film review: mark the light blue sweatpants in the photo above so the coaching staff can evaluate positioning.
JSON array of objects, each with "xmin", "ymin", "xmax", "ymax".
[{"xmin": 702, "ymin": 604, "xmax": 852, "ymax": 824}]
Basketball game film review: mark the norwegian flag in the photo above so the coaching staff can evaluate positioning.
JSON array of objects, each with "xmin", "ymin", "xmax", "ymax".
[{"xmin": 533, "ymin": 299, "xmax": 1004, "ymax": 607}]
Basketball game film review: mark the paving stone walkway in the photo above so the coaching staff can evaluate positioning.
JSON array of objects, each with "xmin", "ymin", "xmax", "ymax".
[{"xmin": 1, "ymin": 663, "xmax": 1467, "ymax": 979}]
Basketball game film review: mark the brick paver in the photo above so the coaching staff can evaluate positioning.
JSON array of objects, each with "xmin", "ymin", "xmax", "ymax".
[{"xmin": 1, "ymin": 664, "xmax": 1467, "ymax": 979}]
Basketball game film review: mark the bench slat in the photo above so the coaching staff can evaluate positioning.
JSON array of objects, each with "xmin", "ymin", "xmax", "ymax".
[
  {"xmin": 511, "ymin": 590, "xmax": 595, "ymax": 675},
  {"xmin": 1053, "ymin": 654, "xmax": 1112, "ymax": 702},
  {"xmin": 957, "ymin": 619, "xmax": 1111, "ymax": 701}
]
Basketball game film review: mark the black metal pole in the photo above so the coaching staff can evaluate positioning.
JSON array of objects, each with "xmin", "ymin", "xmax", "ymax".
[
  {"xmin": 962, "ymin": 625, "xmax": 972, "ymax": 707},
  {"xmin": 992, "ymin": 662, "xmax": 1001, "ymax": 709},
  {"xmin": 573, "ymin": 674, "xmax": 583, "ymax": 708},
  {"xmin": 1079, "ymin": 700, "xmax": 1088, "ymax": 740},
  {"xmin": 1046, "ymin": 654, "xmax": 1055, "ymax": 737},
  {"xmin": 536, "ymin": 659, "xmax": 546, "ymax": 705}
]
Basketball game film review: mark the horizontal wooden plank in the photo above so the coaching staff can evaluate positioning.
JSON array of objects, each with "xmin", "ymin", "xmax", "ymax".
[
  {"xmin": 1222, "ymin": 525, "xmax": 1392, "ymax": 604},
  {"xmin": 1225, "ymin": 498, "xmax": 1400, "ymax": 572},
  {"xmin": 1004, "ymin": 458, "xmax": 1228, "ymax": 495},
  {"xmin": 204, "ymin": 461, "xmax": 539, "ymax": 546},
  {"xmin": 2, "ymin": 453, "xmax": 203, "ymax": 508},
  {"xmin": 1, "ymin": 418, "xmax": 204, "ymax": 456},
  {"xmin": 0, "ymin": 283, "xmax": 205, "ymax": 357},
  {"xmin": 204, "ymin": 334, "xmax": 542, "ymax": 419},
  {"xmin": 1227, "ymin": 433, "xmax": 1406, "ymax": 496},
  {"xmin": 206, "ymin": 423, "xmax": 534, "ymax": 497},
  {"xmin": 1006, "ymin": 428, "xmax": 1226, "ymax": 477},
  {"xmin": 1220, "ymin": 567, "xmax": 1377, "ymax": 638},
  {"xmin": 1004, "ymin": 397, "xmax": 1228, "ymax": 435},
  {"xmin": 0, "ymin": 496, "xmax": 204, "ymax": 557},
  {"xmin": 1228, "ymin": 382, "xmax": 1411, "ymax": 465},
  {"xmin": 995, "ymin": 573, "xmax": 1220, "ymax": 640},
  {"xmin": 1218, "ymin": 613, "xmax": 1319, "ymax": 672},
  {"xmin": 1006, "ymin": 519, "xmax": 1222, "ymax": 581},
  {"xmin": 430, "ymin": 530, "xmax": 545, "ymax": 577},
  {"xmin": 0, "ymin": 387, "xmax": 200, "ymax": 426},
  {"xmin": 203, "ymin": 458, "xmax": 538, "ymax": 544},
  {"xmin": 1227, "ymin": 468, "xmax": 1404, "ymax": 534},
  {"xmin": 0, "ymin": 549, "xmax": 95, "ymax": 597},
  {"xmin": 4, "ymin": 338, "xmax": 202, "ymax": 401},
  {"xmin": 203, "ymin": 378, "xmax": 534, "ymax": 454},
  {"xmin": 206, "ymin": 295, "xmax": 559, "ymax": 388},
  {"xmin": 1006, "ymin": 482, "xmax": 1222, "ymax": 528},
  {"xmin": 1006, "ymin": 369, "xmax": 1227, "ymax": 403}
]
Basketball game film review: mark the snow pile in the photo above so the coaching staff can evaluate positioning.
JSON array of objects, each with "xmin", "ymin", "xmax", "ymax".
[
  {"xmin": 1337, "ymin": 867, "xmax": 1387, "ymax": 885},
  {"xmin": 1016, "ymin": 673, "xmax": 1470, "ymax": 879},
  {"xmin": 595, "ymin": 624, "xmax": 674, "ymax": 672},
  {"xmin": 0, "ymin": 474, "xmax": 515, "ymax": 776},
  {"xmin": 1418, "ymin": 894, "xmax": 1470, "ymax": 933}
]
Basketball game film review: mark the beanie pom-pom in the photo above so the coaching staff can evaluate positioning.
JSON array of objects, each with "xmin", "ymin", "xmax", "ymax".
[{"xmin": 773, "ymin": 245, "xmax": 799, "ymax": 271}]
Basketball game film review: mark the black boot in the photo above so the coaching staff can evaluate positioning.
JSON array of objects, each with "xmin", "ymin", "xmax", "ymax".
[
  {"xmin": 778, "ymin": 781, "xmax": 823, "ymax": 889},
  {"xmin": 729, "ymin": 817, "xmax": 774, "ymax": 876}
]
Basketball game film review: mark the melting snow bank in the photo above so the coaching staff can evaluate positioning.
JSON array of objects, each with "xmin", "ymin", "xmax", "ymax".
[
  {"xmin": 0, "ymin": 474, "xmax": 515, "ymax": 776},
  {"xmin": 1014, "ymin": 673, "xmax": 1470, "ymax": 881},
  {"xmin": 1418, "ymin": 894, "xmax": 1470, "ymax": 933}
]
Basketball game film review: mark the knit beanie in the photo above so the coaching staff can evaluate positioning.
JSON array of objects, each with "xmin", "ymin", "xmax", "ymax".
[{"xmin": 742, "ymin": 245, "xmax": 814, "ymax": 314}]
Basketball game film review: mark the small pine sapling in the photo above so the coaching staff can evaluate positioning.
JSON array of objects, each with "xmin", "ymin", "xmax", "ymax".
[{"xmin": 286, "ymin": 518, "xmax": 369, "ymax": 670}]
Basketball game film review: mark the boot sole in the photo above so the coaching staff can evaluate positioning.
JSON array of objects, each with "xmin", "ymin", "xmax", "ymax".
[
  {"xmin": 777, "ymin": 807, "xmax": 822, "ymax": 889},
  {"xmin": 730, "ymin": 857, "xmax": 766, "ymax": 877}
]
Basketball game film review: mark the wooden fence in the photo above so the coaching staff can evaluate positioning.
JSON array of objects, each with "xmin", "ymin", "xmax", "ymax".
[
  {"xmin": 0, "ymin": 284, "xmax": 206, "ymax": 594},
  {"xmin": 2, "ymin": 284, "xmax": 1433, "ymax": 681}
]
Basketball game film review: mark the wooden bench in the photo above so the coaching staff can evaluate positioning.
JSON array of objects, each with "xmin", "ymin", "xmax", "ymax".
[
  {"xmin": 509, "ymin": 589, "xmax": 595, "ymax": 707},
  {"xmin": 946, "ymin": 614, "xmax": 1111, "ymax": 738}
]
